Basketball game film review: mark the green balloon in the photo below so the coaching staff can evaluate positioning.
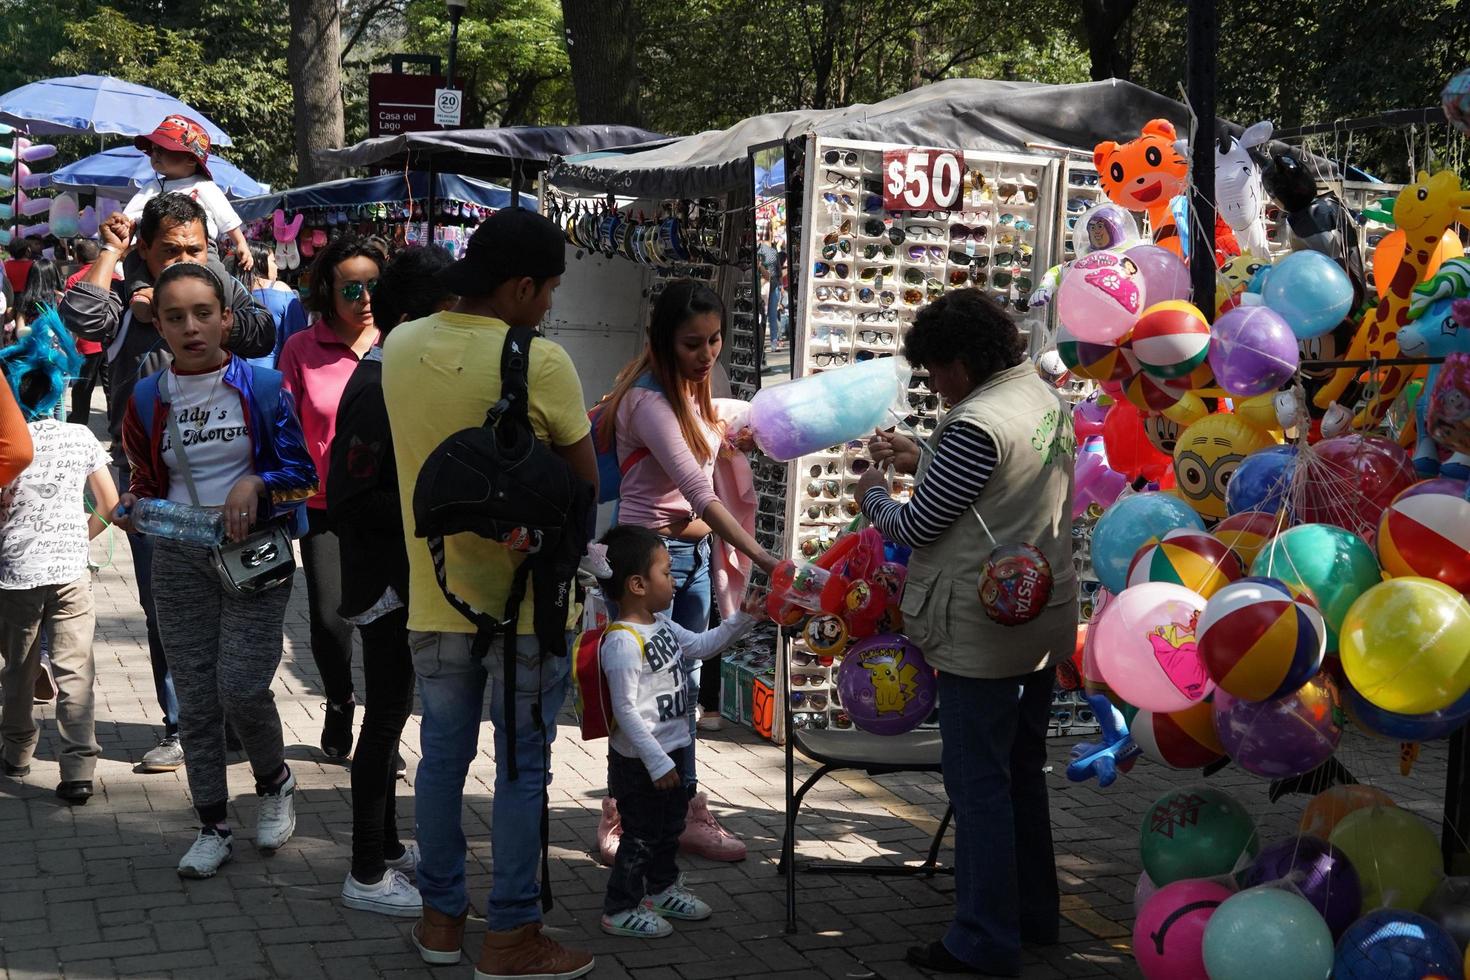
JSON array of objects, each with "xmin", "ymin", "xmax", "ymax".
[
  {"xmin": 1202, "ymin": 887, "xmax": 1333, "ymax": 980},
  {"xmin": 1249, "ymin": 523, "xmax": 1381, "ymax": 649},
  {"xmin": 1139, "ymin": 784, "xmax": 1260, "ymax": 886},
  {"xmin": 1329, "ymin": 805, "xmax": 1443, "ymax": 911}
]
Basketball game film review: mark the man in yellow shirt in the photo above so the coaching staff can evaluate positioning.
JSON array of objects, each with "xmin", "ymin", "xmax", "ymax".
[{"xmin": 383, "ymin": 209, "xmax": 597, "ymax": 980}]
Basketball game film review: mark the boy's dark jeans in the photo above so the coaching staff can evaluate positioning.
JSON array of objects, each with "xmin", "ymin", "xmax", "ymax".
[{"xmin": 604, "ymin": 744, "xmax": 690, "ymax": 916}]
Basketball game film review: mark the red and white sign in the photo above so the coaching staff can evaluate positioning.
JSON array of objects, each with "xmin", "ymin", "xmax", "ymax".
[
  {"xmin": 368, "ymin": 73, "xmax": 448, "ymax": 137},
  {"xmin": 882, "ymin": 147, "xmax": 965, "ymax": 211}
]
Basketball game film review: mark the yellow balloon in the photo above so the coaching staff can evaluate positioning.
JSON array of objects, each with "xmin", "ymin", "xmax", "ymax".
[
  {"xmin": 1234, "ymin": 393, "xmax": 1284, "ymax": 432},
  {"xmin": 1340, "ymin": 577, "xmax": 1470, "ymax": 714},
  {"xmin": 1162, "ymin": 392, "xmax": 1209, "ymax": 425},
  {"xmin": 1172, "ymin": 413, "xmax": 1276, "ymax": 518}
]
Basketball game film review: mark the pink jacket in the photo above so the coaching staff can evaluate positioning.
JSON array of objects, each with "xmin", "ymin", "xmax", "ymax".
[{"xmin": 278, "ymin": 319, "xmax": 379, "ymax": 509}]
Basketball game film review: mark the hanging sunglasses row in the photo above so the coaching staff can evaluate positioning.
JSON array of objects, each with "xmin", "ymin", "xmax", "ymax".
[{"xmin": 546, "ymin": 195, "xmax": 730, "ymax": 267}]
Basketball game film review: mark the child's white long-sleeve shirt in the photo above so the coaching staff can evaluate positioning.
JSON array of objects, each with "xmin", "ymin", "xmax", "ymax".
[{"xmin": 600, "ymin": 612, "xmax": 754, "ymax": 779}]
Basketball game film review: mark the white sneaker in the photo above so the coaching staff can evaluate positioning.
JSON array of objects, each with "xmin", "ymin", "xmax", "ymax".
[
  {"xmin": 256, "ymin": 770, "xmax": 297, "ymax": 850},
  {"xmin": 385, "ymin": 840, "xmax": 419, "ymax": 875},
  {"xmin": 696, "ymin": 712, "xmax": 724, "ymax": 732},
  {"xmin": 644, "ymin": 877, "xmax": 712, "ymax": 921},
  {"xmin": 342, "ymin": 868, "xmax": 422, "ymax": 917},
  {"xmin": 177, "ymin": 829, "xmax": 233, "ymax": 878},
  {"xmin": 601, "ymin": 905, "xmax": 673, "ymax": 938}
]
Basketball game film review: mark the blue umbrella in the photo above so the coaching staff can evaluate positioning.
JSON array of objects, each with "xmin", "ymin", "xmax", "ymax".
[
  {"xmin": 0, "ymin": 75, "xmax": 231, "ymax": 145},
  {"xmin": 43, "ymin": 148, "xmax": 265, "ymax": 198}
]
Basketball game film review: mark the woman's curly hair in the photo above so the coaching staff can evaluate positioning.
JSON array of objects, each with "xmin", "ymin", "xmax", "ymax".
[{"xmin": 901, "ymin": 287, "xmax": 1025, "ymax": 383}]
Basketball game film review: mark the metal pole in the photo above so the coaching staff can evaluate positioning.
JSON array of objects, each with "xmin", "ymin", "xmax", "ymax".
[
  {"xmin": 1187, "ymin": 0, "xmax": 1217, "ymax": 321},
  {"xmin": 446, "ymin": 11, "xmax": 463, "ymax": 90}
]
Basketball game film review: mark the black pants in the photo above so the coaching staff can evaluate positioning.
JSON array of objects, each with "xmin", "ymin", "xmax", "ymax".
[
  {"xmin": 68, "ymin": 352, "xmax": 104, "ymax": 427},
  {"xmin": 115, "ymin": 464, "xmax": 179, "ymax": 736},
  {"xmin": 604, "ymin": 745, "xmax": 690, "ymax": 915},
  {"xmin": 351, "ymin": 607, "xmax": 414, "ymax": 880},
  {"xmin": 299, "ymin": 508, "xmax": 357, "ymax": 706}
]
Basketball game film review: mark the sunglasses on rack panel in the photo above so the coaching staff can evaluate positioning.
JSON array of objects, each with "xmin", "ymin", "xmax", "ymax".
[
  {"xmin": 951, "ymin": 224, "xmax": 988, "ymax": 242},
  {"xmin": 823, "ymin": 149, "xmax": 858, "ymax": 167},
  {"xmin": 822, "ymin": 239, "xmax": 852, "ymax": 259},
  {"xmin": 814, "ymin": 306, "xmax": 852, "ymax": 322},
  {"xmin": 813, "ymin": 352, "xmax": 849, "ymax": 367},
  {"xmin": 339, "ymin": 279, "xmax": 378, "ymax": 301},
  {"xmin": 904, "ymin": 225, "xmax": 946, "ymax": 242},
  {"xmin": 824, "ymin": 170, "xmax": 860, "ymax": 189},
  {"xmin": 822, "ymin": 192, "xmax": 854, "ymax": 208},
  {"xmin": 909, "ymin": 391, "xmax": 940, "ymax": 411},
  {"xmin": 906, "ymin": 244, "xmax": 945, "ymax": 263},
  {"xmin": 791, "ymin": 692, "xmax": 830, "ymax": 710},
  {"xmin": 1069, "ymin": 171, "xmax": 1101, "ymax": 186},
  {"xmin": 734, "ymin": 298, "xmax": 754, "ymax": 313},
  {"xmin": 949, "ymin": 267, "xmax": 975, "ymax": 286},
  {"xmin": 855, "ymin": 350, "xmax": 891, "ymax": 363},
  {"xmin": 858, "ymin": 308, "xmax": 899, "ymax": 322},
  {"xmin": 907, "ymin": 210, "xmax": 951, "ymax": 221},
  {"xmin": 903, "ymin": 268, "xmax": 943, "ymax": 288},
  {"xmin": 862, "ymin": 219, "xmax": 906, "ymax": 244},
  {"xmin": 824, "ymin": 222, "xmax": 851, "ymax": 240},
  {"xmin": 791, "ymin": 712, "xmax": 830, "ymax": 730},
  {"xmin": 815, "ymin": 285, "xmax": 850, "ymax": 302},
  {"xmin": 790, "ymin": 673, "xmax": 827, "ymax": 687},
  {"xmin": 813, "ymin": 262, "xmax": 849, "ymax": 278},
  {"xmin": 858, "ymin": 328, "xmax": 894, "ymax": 345},
  {"xmin": 859, "ymin": 265, "xmax": 895, "ymax": 281},
  {"xmin": 862, "ymin": 242, "xmax": 895, "ymax": 260},
  {"xmin": 857, "ymin": 287, "xmax": 895, "ymax": 307},
  {"xmin": 997, "ymin": 181, "xmax": 1039, "ymax": 203},
  {"xmin": 792, "ymin": 653, "xmax": 835, "ymax": 668},
  {"xmin": 805, "ymin": 502, "xmax": 841, "ymax": 519}
]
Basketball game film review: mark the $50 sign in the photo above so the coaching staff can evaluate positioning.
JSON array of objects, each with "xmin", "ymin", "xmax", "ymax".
[{"xmin": 882, "ymin": 148, "xmax": 964, "ymax": 211}]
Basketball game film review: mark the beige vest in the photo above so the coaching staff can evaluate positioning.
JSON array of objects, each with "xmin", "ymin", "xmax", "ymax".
[{"xmin": 899, "ymin": 362, "xmax": 1079, "ymax": 679}]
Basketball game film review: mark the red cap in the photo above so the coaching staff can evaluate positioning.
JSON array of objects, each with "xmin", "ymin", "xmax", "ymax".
[{"xmin": 134, "ymin": 114, "xmax": 212, "ymax": 178}]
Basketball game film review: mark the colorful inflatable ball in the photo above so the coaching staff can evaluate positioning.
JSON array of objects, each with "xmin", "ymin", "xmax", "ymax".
[
  {"xmin": 1298, "ymin": 434, "xmax": 1418, "ymax": 541},
  {"xmin": 1089, "ymin": 582, "xmax": 1212, "ymax": 712},
  {"xmin": 1238, "ymin": 836, "xmax": 1361, "ymax": 938},
  {"xmin": 1057, "ymin": 248, "xmax": 1145, "ymax": 343},
  {"xmin": 1125, "ymin": 242, "xmax": 1192, "ymax": 304},
  {"xmin": 1249, "ymin": 523, "xmax": 1382, "ymax": 649},
  {"xmin": 833, "ymin": 634, "xmax": 936, "ymax": 736},
  {"xmin": 1057, "ymin": 325, "xmax": 1138, "ymax": 382},
  {"xmin": 1334, "ymin": 909, "xmax": 1465, "ymax": 980},
  {"xmin": 1123, "ymin": 369, "xmax": 1190, "ymax": 414},
  {"xmin": 1261, "ymin": 249, "xmax": 1356, "ymax": 339},
  {"xmin": 1339, "ymin": 577, "xmax": 1470, "ymax": 715},
  {"xmin": 1201, "ymin": 886, "xmax": 1334, "ymax": 980},
  {"xmin": 1223, "ymin": 444, "xmax": 1297, "ymax": 517},
  {"xmin": 1139, "ymin": 784, "xmax": 1259, "ymax": 886},
  {"xmin": 1173, "ymin": 412, "xmax": 1277, "ymax": 519},
  {"xmin": 1298, "ymin": 784, "xmax": 1396, "ymax": 840},
  {"xmin": 1126, "ymin": 528, "xmax": 1242, "ymax": 598},
  {"xmin": 1198, "ymin": 576, "xmax": 1325, "ymax": 701},
  {"xmin": 1345, "ymin": 685, "xmax": 1470, "ymax": 742},
  {"xmin": 1213, "ymin": 673, "xmax": 1340, "ymax": 778},
  {"xmin": 1132, "ymin": 878, "xmax": 1234, "ymax": 980},
  {"xmin": 1131, "ymin": 300, "xmax": 1211, "ymax": 380},
  {"xmin": 1208, "ymin": 305, "xmax": 1300, "ymax": 397},
  {"xmin": 1329, "ymin": 806, "xmax": 1444, "ymax": 912},
  {"xmin": 1091, "ymin": 491, "xmax": 1206, "ymax": 594},
  {"xmin": 1212, "ymin": 509, "xmax": 1282, "ymax": 567},
  {"xmin": 1132, "ymin": 701, "xmax": 1226, "ymax": 769},
  {"xmin": 1377, "ymin": 478, "xmax": 1470, "ymax": 593}
]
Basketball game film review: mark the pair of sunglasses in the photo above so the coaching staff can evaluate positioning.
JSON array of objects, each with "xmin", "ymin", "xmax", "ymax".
[
  {"xmin": 823, "ymin": 149, "xmax": 858, "ymax": 167},
  {"xmin": 339, "ymin": 279, "xmax": 378, "ymax": 302},
  {"xmin": 857, "ymin": 286, "xmax": 895, "ymax": 307}
]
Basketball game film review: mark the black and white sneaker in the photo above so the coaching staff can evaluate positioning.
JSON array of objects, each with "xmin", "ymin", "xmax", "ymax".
[
  {"xmin": 178, "ymin": 828, "xmax": 233, "ymax": 878},
  {"xmin": 140, "ymin": 734, "xmax": 185, "ymax": 772}
]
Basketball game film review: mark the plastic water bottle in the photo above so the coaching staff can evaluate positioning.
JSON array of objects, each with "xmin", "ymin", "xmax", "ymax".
[{"xmin": 119, "ymin": 499, "xmax": 226, "ymax": 547}]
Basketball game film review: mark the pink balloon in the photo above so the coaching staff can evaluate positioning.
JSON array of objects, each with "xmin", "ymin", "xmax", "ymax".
[
  {"xmin": 1057, "ymin": 249, "xmax": 1147, "ymax": 343},
  {"xmin": 1074, "ymin": 396, "xmax": 1110, "ymax": 438},
  {"xmin": 1134, "ymin": 878, "xmax": 1235, "ymax": 979},
  {"xmin": 1090, "ymin": 582, "xmax": 1212, "ymax": 712},
  {"xmin": 1126, "ymin": 243, "xmax": 1192, "ymax": 304}
]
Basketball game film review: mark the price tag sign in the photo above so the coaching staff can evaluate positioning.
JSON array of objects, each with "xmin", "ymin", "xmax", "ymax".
[
  {"xmin": 882, "ymin": 147, "xmax": 965, "ymax": 211},
  {"xmin": 433, "ymin": 87, "xmax": 463, "ymax": 127}
]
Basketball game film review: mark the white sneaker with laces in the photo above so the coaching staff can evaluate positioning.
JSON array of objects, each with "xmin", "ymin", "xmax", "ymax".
[
  {"xmin": 696, "ymin": 711, "xmax": 724, "ymax": 732},
  {"xmin": 341, "ymin": 868, "xmax": 422, "ymax": 917},
  {"xmin": 177, "ymin": 829, "xmax": 233, "ymax": 879},
  {"xmin": 644, "ymin": 877, "xmax": 712, "ymax": 921},
  {"xmin": 601, "ymin": 905, "xmax": 673, "ymax": 938},
  {"xmin": 256, "ymin": 770, "xmax": 297, "ymax": 851},
  {"xmin": 385, "ymin": 840, "xmax": 419, "ymax": 875}
]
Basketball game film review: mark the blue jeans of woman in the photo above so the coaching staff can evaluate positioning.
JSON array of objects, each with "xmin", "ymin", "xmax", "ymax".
[
  {"xmin": 766, "ymin": 283, "xmax": 783, "ymax": 350},
  {"xmin": 662, "ymin": 536, "xmax": 710, "ymax": 798}
]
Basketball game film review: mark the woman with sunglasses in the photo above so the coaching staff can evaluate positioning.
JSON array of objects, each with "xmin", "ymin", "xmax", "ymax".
[
  {"xmin": 857, "ymin": 288, "xmax": 1074, "ymax": 977},
  {"xmin": 279, "ymin": 235, "xmax": 385, "ymax": 762}
]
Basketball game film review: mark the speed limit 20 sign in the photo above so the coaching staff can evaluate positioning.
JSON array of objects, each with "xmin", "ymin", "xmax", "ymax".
[{"xmin": 882, "ymin": 147, "xmax": 965, "ymax": 211}]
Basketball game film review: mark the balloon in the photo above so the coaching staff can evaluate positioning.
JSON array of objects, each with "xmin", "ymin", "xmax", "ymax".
[
  {"xmin": 1209, "ymin": 305, "xmax": 1299, "ymax": 396},
  {"xmin": 1172, "ymin": 413, "xmax": 1277, "ymax": 519},
  {"xmin": 1422, "ymin": 876, "xmax": 1470, "ymax": 952},
  {"xmin": 1065, "ymin": 693, "xmax": 1141, "ymax": 787},
  {"xmin": 1126, "ymin": 528, "xmax": 1243, "ymax": 598},
  {"xmin": 1212, "ymin": 510, "xmax": 1282, "ymax": 567},
  {"xmin": 1131, "ymin": 301, "xmax": 1211, "ymax": 380},
  {"xmin": 1074, "ymin": 446, "xmax": 1128, "ymax": 519},
  {"xmin": 802, "ymin": 615, "xmax": 848, "ymax": 658},
  {"xmin": 1125, "ymin": 242, "xmax": 1192, "ymax": 304},
  {"xmin": 977, "ymin": 542, "xmax": 1052, "ymax": 626},
  {"xmin": 1133, "ymin": 878, "xmax": 1235, "ymax": 980},
  {"xmin": 1223, "ymin": 445, "xmax": 1296, "ymax": 516},
  {"xmin": 1334, "ymin": 909, "xmax": 1464, "ymax": 980},
  {"xmin": 1121, "ymin": 369, "xmax": 1188, "ymax": 414},
  {"xmin": 1056, "ymin": 249, "xmax": 1145, "ymax": 343},
  {"xmin": 1090, "ymin": 582, "xmax": 1211, "ymax": 712},
  {"xmin": 1378, "ymin": 478, "xmax": 1470, "ymax": 592},
  {"xmin": 1057, "ymin": 325, "xmax": 1139, "ymax": 382},
  {"xmin": 1140, "ymin": 785, "xmax": 1259, "ymax": 886},
  {"xmin": 1339, "ymin": 577, "xmax": 1470, "ymax": 715},
  {"xmin": 1092, "ymin": 492, "xmax": 1205, "ymax": 593},
  {"xmin": 1132, "ymin": 701, "xmax": 1226, "ymax": 769},
  {"xmin": 1345, "ymin": 684, "xmax": 1470, "ymax": 741},
  {"xmin": 1213, "ymin": 673, "xmax": 1340, "ymax": 778},
  {"xmin": 1299, "ymin": 435, "xmax": 1418, "ymax": 541},
  {"xmin": 1373, "ymin": 228, "xmax": 1463, "ymax": 300},
  {"xmin": 1249, "ymin": 523, "xmax": 1381, "ymax": 648},
  {"xmin": 748, "ymin": 356, "xmax": 907, "ymax": 460},
  {"xmin": 1238, "ymin": 836, "xmax": 1362, "ymax": 937},
  {"xmin": 1261, "ymin": 250, "xmax": 1356, "ymax": 339},
  {"xmin": 1234, "ymin": 392, "xmax": 1285, "ymax": 432},
  {"xmin": 1330, "ymin": 806, "xmax": 1444, "ymax": 911},
  {"xmin": 1071, "ymin": 201, "xmax": 1140, "ymax": 258},
  {"xmin": 1299, "ymin": 785, "xmax": 1396, "ymax": 839},
  {"xmin": 1201, "ymin": 887, "xmax": 1334, "ymax": 980},
  {"xmin": 1199, "ymin": 576, "xmax": 1326, "ymax": 701},
  {"xmin": 833, "ymin": 634, "xmax": 936, "ymax": 736}
]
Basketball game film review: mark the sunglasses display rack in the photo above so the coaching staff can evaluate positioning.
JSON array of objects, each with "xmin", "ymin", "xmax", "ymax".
[{"xmin": 1338, "ymin": 180, "xmax": 1406, "ymax": 298}]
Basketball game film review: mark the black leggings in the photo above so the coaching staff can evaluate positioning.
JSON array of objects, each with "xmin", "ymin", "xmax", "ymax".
[
  {"xmin": 299, "ymin": 508, "xmax": 357, "ymax": 706},
  {"xmin": 68, "ymin": 352, "xmax": 104, "ymax": 427},
  {"xmin": 351, "ymin": 607, "xmax": 414, "ymax": 880}
]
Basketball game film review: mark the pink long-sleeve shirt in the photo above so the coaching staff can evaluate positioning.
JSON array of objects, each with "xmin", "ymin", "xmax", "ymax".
[
  {"xmin": 614, "ymin": 387, "xmax": 723, "ymax": 529},
  {"xmin": 278, "ymin": 319, "xmax": 379, "ymax": 510}
]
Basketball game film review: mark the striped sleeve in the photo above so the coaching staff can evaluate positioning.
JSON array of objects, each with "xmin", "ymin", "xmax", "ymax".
[{"xmin": 861, "ymin": 422, "xmax": 998, "ymax": 548}]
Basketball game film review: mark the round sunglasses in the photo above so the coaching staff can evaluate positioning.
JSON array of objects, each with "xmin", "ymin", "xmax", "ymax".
[{"xmin": 339, "ymin": 279, "xmax": 378, "ymax": 302}]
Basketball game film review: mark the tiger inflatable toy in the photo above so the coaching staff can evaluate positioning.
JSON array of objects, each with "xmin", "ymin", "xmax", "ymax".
[{"xmin": 1094, "ymin": 119, "xmax": 1190, "ymax": 258}]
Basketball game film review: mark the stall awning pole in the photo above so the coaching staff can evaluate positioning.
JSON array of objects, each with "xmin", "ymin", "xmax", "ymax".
[{"xmin": 1187, "ymin": 0, "xmax": 1217, "ymax": 322}]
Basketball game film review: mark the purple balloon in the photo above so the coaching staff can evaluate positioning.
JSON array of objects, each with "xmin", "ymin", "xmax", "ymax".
[
  {"xmin": 1124, "ymin": 243, "xmax": 1191, "ymax": 303},
  {"xmin": 1240, "ymin": 836, "xmax": 1362, "ymax": 937},
  {"xmin": 834, "ymin": 634, "xmax": 937, "ymax": 736},
  {"xmin": 1209, "ymin": 306, "xmax": 1301, "ymax": 397},
  {"xmin": 1213, "ymin": 673, "xmax": 1341, "ymax": 778}
]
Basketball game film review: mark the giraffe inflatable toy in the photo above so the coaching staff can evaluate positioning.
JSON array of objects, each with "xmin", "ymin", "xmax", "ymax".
[{"xmin": 1314, "ymin": 170, "xmax": 1470, "ymax": 425}]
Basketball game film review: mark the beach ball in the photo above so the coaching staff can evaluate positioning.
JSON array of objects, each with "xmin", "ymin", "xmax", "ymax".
[
  {"xmin": 1335, "ymin": 909, "xmax": 1465, "ymax": 980},
  {"xmin": 802, "ymin": 615, "xmax": 849, "ymax": 658},
  {"xmin": 1173, "ymin": 413, "xmax": 1277, "ymax": 519},
  {"xmin": 1091, "ymin": 492, "xmax": 1206, "ymax": 594},
  {"xmin": 1300, "ymin": 434, "xmax": 1418, "ymax": 541},
  {"xmin": 1122, "ymin": 369, "xmax": 1189, "ymax": 414},
  {"xmin": 1330, "ymin": 806, "xmax": 1444, "ymax": 911},
  {"xmin": 1131, "ymin": 301, "xmax": 1211, "ymax": 380},
  {"xmin": 834, "ymin": 634, "xmax": 936, "ymax": 736},
  {"xmin": 1250, "ymin": 523, "xmax": 1381, "ymax": 648},
  {"xmin": 1202, "ymin": 887, "xmax": 1334, "ymax": 980},
  {"xmin": 1239, "ymin": 836, "xmax": 1362, "ymax": 938},
  {"xmin": 1198, "ymin": 577, "xmax": 1326, "ymax": 701},
  {"xmin": 1102, "ymin": 401, "xmax": 1172, "ymax": 482},
  {"xmin": 1261, "ymin": 250, "xmax": 1355, "ymax": 339},
  {"xmin": 1090, "ymin": 582, "xmax": 1212, "ymax": 712},
  {"xmin": 1057, "ymin": 325, "xmax": 1138, "ymax": 382},
  {"xmin": 1209, "ymin": 305, "xmax": 1300, "ymax": 396},
  {"xmin": 1340, "ymin": 578, "xmax": 1470, "ymax": 715},
  {"xmin": 1378, "ymin": 478, "xmax": 1470, "ymax": 593},
  {"xmin": 1213, "ymin": 672, "xmax": 1341, "ymax": 778},
  {"xmin": 1345, "ymin": 685, "xmax": 1470, "ymax": 742},
  {"xmin": 1057, "ymin": 248, "xmax": 1145, "ymax": 343},
  {"xmin": 1224, "ymin": 445, "xmax": 1297, "ymax": 516},
  {"xmin": 1212, "ymin": 510, "xmax": 1282, "ymax": 567},
  {"xmin": 1126, "ymin": 242, "xmax": 1192, "ymax": 304},
  {"xmin": 1140, "ymin": 785, "xmax": 1259, "ymax": 886},
  {"xmin": 1132, "ymin": 701, "xmax": 1226, "ymax": 769},
  {"xmin": 1299, "ymin": 784, "xmax": 1397, "ymax": 840},
  {"xmin": 1126, "ymin": 528, "xmax": 1242, "ymax": 598},
  {"xmin": 1133, "ymin": 878, "xmax": 1234, "ymax": 979}
]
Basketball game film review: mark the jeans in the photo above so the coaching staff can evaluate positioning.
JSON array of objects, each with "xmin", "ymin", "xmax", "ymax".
[
  {"xmin": 300, "ymin": 508, "xmax": 357, "ymax": 706},
  {"xmin": 766, "ymin": 283, "xmax": 783, "ymax": 350},
  {"xmin": 351, "ymin": 607, "xmax": 414, "ymax": 880},
  {"xmin": 604, "ymin": 745, "xmax": 690, "ymax": 915},
  {"xmin": 662, "ymin": 536, "xmax": 710, "ymax": 797},
  {"xmin": 116, "ymin": 464, "xmax": 179, "ymax": 736},
  {"xmin": 937, "ymin": 667, "xmax": 1059, "ymax": 971},
  {"xmin": 412, "ymin": 630, "xmax": 571, "ymax": 931}
]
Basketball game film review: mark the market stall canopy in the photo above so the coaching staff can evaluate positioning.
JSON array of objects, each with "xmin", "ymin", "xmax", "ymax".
[
  {"xmin": 315, "ymin": 124, "xmax": 669, "ymax": 181},
  {"xmin": 42, "ymin": 147, "xmax": 264, "ymax": 199},
  {"xmin": 231, "ymin": 171, "xmax": 536, "ymax": 222},
  {"xmin": 546, "ymin": 78, "xmax": 1339, "ymax": 200},
  {"xmin": 0, "ymin": 74, "xmax": 232, "ymax": 144}
]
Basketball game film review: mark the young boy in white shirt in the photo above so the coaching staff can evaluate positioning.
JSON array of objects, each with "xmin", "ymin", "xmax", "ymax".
[{"xmin": 595, "ymin": 525, "xmax": 764, "ymax": 938}]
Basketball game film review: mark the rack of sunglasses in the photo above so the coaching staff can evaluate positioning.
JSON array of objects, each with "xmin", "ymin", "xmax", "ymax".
[{"xmin": 544, "ymin": 193, "xmax": 735, "ymax": 269}]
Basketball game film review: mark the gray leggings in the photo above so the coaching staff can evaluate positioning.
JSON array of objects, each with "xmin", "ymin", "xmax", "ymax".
[{"xmin": 151, "ymin": 538, "xmax": 292, "ymax": 818}]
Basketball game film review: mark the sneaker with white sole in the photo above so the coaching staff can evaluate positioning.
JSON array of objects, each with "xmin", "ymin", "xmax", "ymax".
[
  {"xmin": 385, "ymin": 840, "xmax": 419, "ymax": 875},
  {"xmin": 644, "ymin": 878, "xmax": 711, "ymax": 921},
  {"xmin": 600, "ymin": 905, "xmax": 673, "ymax": 938},
  {"xmin": 695, "ymin": 712, "xmax": 723, "ymax": 732},
  {"xmin": 342, "ymin": 868, "xmax": 422, "ymax": 917},
  {"xmin": 256, "ymin": 770, "xmax": 297, "ymax": 850},
  {"xmin": 178, "ymin": 828, "xmax": 233, "ymax": 878}
]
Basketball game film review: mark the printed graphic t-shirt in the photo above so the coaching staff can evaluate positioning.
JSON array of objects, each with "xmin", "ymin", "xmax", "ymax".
[
  {"xmin": 160, "ymin": 365, "xmax": 253, "ymax": 506},
  {"xmin": 0, "ymin": 419, "xmax": 109, "ymax": 589}
]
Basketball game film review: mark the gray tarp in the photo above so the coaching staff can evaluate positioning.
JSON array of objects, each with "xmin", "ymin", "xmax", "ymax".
[
  {"xmin": 545, "ymin": 78, "xmax": 1338, "ymax": 200},
  {"xmin": 315, "ymin": 124, "xmax": 669, "ymax": 180}
]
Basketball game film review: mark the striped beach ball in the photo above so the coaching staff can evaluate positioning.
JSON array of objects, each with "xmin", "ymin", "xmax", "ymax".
[
  {"xmin": 1377, "ymin": 479, "xmax": 1470, "ymax": 594},
  {"xmin": 1057, "ymin": 325, "xmax": 1139, "ymax": 382},
  {"xmin": 1212, "ymin": 510, "xmax": 1283, "ymax": 568},
  {"xmin": 1132, "ymin": 300, "xmax": 1212, "ymax": 380},
  {"xmin": 1133, "ymin": 701, "xmax": 1226, "ymax": 769},
  {"xmin": 1198, "ymin": 576, "xmax": 1326, "ymax": 701},
  {"xmin": 1127, "ymin": 528, "xmax": 1244, "ymax": 599},
  {"xmin": 1122, "ymin": 369, "xmax": 1189, "ymax": 413}
]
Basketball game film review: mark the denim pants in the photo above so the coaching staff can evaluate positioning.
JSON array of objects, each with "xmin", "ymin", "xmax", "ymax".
[
  {"xmin": 662, "ymin": 536, "xmax": 710, "ymax": 797},
  {"xmin": 116, "ymin": 463, "xmax": 179, "ymax": 736},
  {"xmin": 766, "ymin": 283, "xmax": 783, "ymax": 350},
  {"xmin": 604, "ymin": 745, "xmax": 691, "ymax": 915},
  {"xmin": 412, "ymin": 630, "xmax": 570, "ymax": 930},
  {"xmin": 937, "ymin": 667, "xmax": 1060, "ymax": 971}
]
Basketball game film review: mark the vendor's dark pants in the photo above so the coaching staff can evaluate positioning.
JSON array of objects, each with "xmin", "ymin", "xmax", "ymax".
[
  {"xmin": 603, "ymin": 745, "xmax": 690, "ymax": 915},
  {"xmin": 937, "ymin": 667, "xmax": 1059, "ymax": 972}
]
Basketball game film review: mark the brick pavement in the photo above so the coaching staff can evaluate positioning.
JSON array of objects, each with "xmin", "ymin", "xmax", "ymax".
[{"xmin": 0, "ymin": 513, "xmax": 1455, "ymax": 979}]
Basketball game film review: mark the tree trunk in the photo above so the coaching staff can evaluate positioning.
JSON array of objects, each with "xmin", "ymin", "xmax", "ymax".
[
  {"xmin": 288, "ymin": 0, "xmax": 345, "ymax": 184},
  {"xmin": 560, "ymin": 0, "xmax": 641, "ymax": 126},
  {"xmin": 1080, "ymin": 0, "xmax": 1138, "ymax": 81}
]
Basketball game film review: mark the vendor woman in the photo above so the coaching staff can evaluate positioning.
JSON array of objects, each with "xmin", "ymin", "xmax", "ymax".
[{"xmin": 858, "ymin": 288, "xmax": 1075, "ymax": 977}]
